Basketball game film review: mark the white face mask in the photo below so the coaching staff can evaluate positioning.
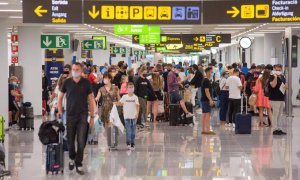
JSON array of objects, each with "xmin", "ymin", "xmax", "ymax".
[
  {"xmin": 128, "ymin": 87, "xmax": 134, "ymax": 93},
  {"xmin": 72, "ymin": 71, "xmax": 81, "ymax": 78},
  {"xmin": 103, "ymin": 79, "xmax": 109, "ymax": 85}
]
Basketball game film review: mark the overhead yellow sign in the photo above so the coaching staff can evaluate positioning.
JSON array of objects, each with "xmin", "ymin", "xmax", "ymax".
[
  {"xmin": 130, "ymin": 6, "xmax": 143, "ymax": 20},
  {"xmin": 144, "ymin": 6, "xmax": 157, "ymax": 20},
  {"xmin": 34, "ymin": 5, "xmax": 48, "ymax": 17},
  {"xmin": 88, "ymin": 5, "xmax": 99, "ymax": 19},
  {"xmin": 116, "ymin": 6, "xmax": 129, "ymax": 19},
  {"xmin": 158, "ymin": 6, "xmax": 171, "ymax": 20},
  {"xmin": 226, "ymin": 4, "xmax": 269, "ymax": 19},
  {"xmin": 102, "ymin": 6, "xmax": 115, "ymax": 19}
]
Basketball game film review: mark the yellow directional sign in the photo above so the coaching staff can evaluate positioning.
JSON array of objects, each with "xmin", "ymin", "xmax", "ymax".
[
  {"xmin": 144, "ymin": 6, "xmax": 157, "ymax": 20},
  {"xmin": 89, "ymin": 5, "xmax": 100, "ymax": 19},
  {"xmin": 199, "ymin": 36, "xmax": 206, "ymax": 43},
  {"xmin": 130, "ymin": 6, "xmax": 143, "ymax": 20},
  {"xmin": 158, "ymin": 6, "xmax": 171, "ymax": 20},
  {"xmin": 256, "ymin": 4, "xmax": 269, "ymax": 18},
  {"xmin": 226, "ymin": 6, "xmax": 240, "ymax": 18},
  {"xmin": 241, "ymin": 5, "xmax": 254, "ymax": 19},
  {"xmin": 102, "ymin": 6, "xmax": 114, "ymax": 19},
  {"xmin": 34, "ymin": 6, "xmax": 48, "ymax": 17},
  {"xmin": 116, "ymin": 6, "xmax": 129, "ymax": 20},
  {"xmin": 166, "ymin": 44, "xmax": 183, "ymax": 50}
]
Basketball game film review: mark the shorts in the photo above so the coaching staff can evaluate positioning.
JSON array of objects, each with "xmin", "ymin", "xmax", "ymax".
[
  {"xmin": 9, "ymin": 101, "xmax": 19, "ymax": 112},
  {"xmin": 154, "ymin": 91, "xmax": 164, "ymax": 101},
  {"xmin": 170, "ymin": 91, "xmax": 182, "ymax": 104},
  {"xmin": 201, "ymin": 101, "xmax": 211, "ymax": 113}
]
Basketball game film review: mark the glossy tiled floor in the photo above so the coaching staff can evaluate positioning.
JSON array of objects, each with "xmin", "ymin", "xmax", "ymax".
[{"xmin": 3, "ymin": 108, "xmax": 300, "ymax": 180}]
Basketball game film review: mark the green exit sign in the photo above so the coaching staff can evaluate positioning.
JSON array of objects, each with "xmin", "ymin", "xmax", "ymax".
[
  {"xmin": 112, "ymin": 47, "xmax": 127, "ymax": 54},
  {"xmin": 83, "ymin": 40, "xmax": 104, "ymax": 50},
  {"xmin": 114, "ymin": 25, "xmax": 149, "ymax": 35},
  {"xmin": 41, "ymin": 34, "xmax": 70, "ymax": 49}
]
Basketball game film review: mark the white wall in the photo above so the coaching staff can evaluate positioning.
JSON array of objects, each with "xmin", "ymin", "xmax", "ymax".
[
  {"xmin": 93, "ymin": 49, "xmax": 110, "ymax": 65},
  {"xmin": 0, "ymin": 19, "xmax": 9, "ymax": 127},
  {"xmin": 252, "ymin": 37, "xmax": 264, "ymax": 65},
  {"xmin": 18, "ymin": 27, "xmax": 43, "ymax": 115},
  {"xmin": 264, "ymin": 33, "xmax": 283, "ymax": 65}
]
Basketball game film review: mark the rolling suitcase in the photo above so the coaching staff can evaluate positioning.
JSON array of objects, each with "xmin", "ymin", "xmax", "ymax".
[
  {"xmin": 235, "ymin": 94, "xmax": 252, "ymax": 134},
  {"xmin": 46, "ymin": 132, "xmax": 64, "ymax": 174},
  {"xmin": 169, "ymin": 104, "xmax": 181, "ymax": 126},
  {"xmin": 182, "ymin": 102, "xmax": 194, "ymax": 125},
  {"xmin": 107, "ymin": 126, "xmax": 118, "ymax": 150}
]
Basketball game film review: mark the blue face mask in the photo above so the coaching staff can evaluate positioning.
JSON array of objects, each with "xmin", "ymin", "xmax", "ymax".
[{"xmin": 224, "ymin": 74, "xmax": 229, "ymax": 79}]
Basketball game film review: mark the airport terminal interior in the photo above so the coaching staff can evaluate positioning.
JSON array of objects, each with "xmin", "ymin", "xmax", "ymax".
[{"xmin": 1, "ymin": 0, "xmax": 300, "ymax": 179}]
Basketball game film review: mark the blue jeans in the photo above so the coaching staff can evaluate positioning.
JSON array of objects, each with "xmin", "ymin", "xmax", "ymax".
[
  {"xmin": 125, "ymin": 119, "xmax": 136, "ymax": 146},
  {"xmin": 197, "ymin": 87, "xmax": 202, "ymax": 108}
]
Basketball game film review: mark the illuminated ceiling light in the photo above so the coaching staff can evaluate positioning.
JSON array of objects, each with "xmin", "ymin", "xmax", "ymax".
[{"xmin": 0, "ymin": 2, "xmax": 9, "ymax": 5}]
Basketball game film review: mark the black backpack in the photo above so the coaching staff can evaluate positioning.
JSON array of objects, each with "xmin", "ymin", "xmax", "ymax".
[
  {"xmin": 38, "ymin": 120, "xmax": 65, "ymax": 145},
  {"xmin": 211, "ymin": 73, "xmax": 220, "ymax": 98}
]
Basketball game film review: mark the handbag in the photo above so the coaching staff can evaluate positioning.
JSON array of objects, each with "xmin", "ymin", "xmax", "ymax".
[{"xmin": 248, "ymin": 94, "xmax": 257, "ymax": 106}]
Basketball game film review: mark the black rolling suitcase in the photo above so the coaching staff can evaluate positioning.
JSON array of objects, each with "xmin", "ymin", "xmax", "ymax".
[
  {"xmin": 46, "ymin": 132, "xmax": 64, "ymax": 174},
  {"xmin": 182, "ymin": 102, "xmax": 194, "ymax": 125},
  {"xmin": 23, "ymin": 106, "xmax": 34, "ymax": 130},
  {"xmin": 235, "ymin": 94, "xmax": 252, "ymax": 134},
  {"xmin": 169, "ymin": 104, "xmax": 181, "ymax": 126}
]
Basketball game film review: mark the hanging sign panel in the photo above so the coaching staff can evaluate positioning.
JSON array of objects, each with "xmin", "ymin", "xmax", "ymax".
[
  {"xmin": 133, "ymin": 34, "xmax": 231, "ymax": 45},
  {"xmin": 84, "ymin": 1, "xmax": 201, "ymax": 24},
  {"xmin": 203, "ymin": 0, "xmax": 300, "ymax": 24},
  {"xmin": 23, "ymin": 0, "xmax": 83, "ymax": 23}
]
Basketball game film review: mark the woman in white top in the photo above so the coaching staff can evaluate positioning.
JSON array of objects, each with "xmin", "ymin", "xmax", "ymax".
[{"xmin": 219, "ymin": 71, "xmax": 230, "ymax": 125}]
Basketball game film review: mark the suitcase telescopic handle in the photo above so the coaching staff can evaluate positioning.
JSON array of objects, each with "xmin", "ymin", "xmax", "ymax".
[{"xmin": 241, "ymin": 93, "xmax": 248, "ymax": 114}]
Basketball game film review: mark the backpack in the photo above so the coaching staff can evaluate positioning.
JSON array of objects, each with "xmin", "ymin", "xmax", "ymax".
[
  {"xmin": 38, "ymin": 120, "xmax": 65, "ymax": 145},
  {"xmin": 250, "ymin": 73, "xmax": 259, "ymax": 92},
  {"xmin": 211, "ymin": 73, "xmax": 220, "ymax": 98},
  {"xmin": 263, "ymin": 78, "xmax": 270, "ymax": 97}
]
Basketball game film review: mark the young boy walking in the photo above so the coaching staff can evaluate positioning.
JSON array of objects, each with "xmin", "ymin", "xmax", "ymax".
[{"xmin": 120, "ymin": 82, "xmax": 140, "ymax": 150}]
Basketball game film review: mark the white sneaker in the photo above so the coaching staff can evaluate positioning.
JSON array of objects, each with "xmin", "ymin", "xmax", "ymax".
[
  {"xmin": 225, "ymin": 123, "xmax": 232, "ymax": 127},
  {"xmin": 232, "ymin": 123, "xmax": 236, "ymax": 128},
  {"xmin": 186, "ymin": 113, "xmax": 195, "ymax": 118},
  {"xmin": 127, "ymin": 145, "xmax": 131, "ymax": 150}
]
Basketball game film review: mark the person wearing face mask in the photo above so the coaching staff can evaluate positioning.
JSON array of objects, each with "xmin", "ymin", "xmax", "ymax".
[
  {"xmin": 8, "ymin": 76, "xmax": 22, "ymax": 127},
  {"xmin": 119, "ymin": 82, "xmax": 140, "ymax": 150},
  {"xmin": 269, "ymin": 64, "xmax": 287, "ymax": 135},
  {"xmin": 219, "ymin": 71, "xmax": 230, "ymax": 125},
  {"xmin": 134, "ymin": 66, "xmax": 153, "ymax": 129},
  {"xmin": 113, "ymin": 61, "xmax": 128, "ymax": 89},
  {"xmin": 57, "ymin": 63, "xmax": 95, "ymax": 175},
  {"xmin": 168, "ymin": 66, "xmax": 195, "ymax": 118},
  {"xmin": 95, "ymin": 72, "xmax": 120, "ymax": 149}
]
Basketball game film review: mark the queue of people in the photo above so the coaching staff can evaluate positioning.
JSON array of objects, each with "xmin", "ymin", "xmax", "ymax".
[{"xmin": 6, "ymin": 59, "xmax": 288, "ymax": 175}]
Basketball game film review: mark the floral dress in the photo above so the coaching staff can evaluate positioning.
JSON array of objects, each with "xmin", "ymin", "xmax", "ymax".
[{"xmin": 99, "ymin": 85, "xmax": 119, "ymax": 123}]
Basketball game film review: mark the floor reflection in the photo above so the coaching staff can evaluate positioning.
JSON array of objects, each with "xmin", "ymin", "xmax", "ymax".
[{"xmin": 3, "ymin": 109, "xmax": 300, "ymax": 179}]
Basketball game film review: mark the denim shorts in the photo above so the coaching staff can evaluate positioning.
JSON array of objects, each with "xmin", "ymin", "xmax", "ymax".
[
  {"xmin": 170, "ymin": 91, "xmax": 182, "ymax": 104},
  {"xmin": 201, "ymin": 101, "xmax": 211, "ymax": 113}
]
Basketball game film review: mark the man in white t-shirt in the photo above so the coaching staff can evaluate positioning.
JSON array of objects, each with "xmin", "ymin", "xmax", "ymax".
[
  {"xmin": 225, "ymin": 68, "xmax": 243, "ymax": 128},
  {"xmin": 119, "ymin": 82, "xmax": 140, "ymax": 150}
]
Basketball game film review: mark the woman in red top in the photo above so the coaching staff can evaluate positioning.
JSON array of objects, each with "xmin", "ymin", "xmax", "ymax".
[{"xmin": 88, "ymin": 66, "xmax": 98, "ymax": 84}]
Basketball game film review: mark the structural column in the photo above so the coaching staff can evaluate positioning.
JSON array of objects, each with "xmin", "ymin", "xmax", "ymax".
[
  {"xmin": 0, "ymin": 19, "xmax": 9, "ymax": 128},
  {"xmin": 264, "ymin": 33, "xmax": 283, "ymax": 65},
  {"xmin": 18, "ymin": 26, "xmax": 43, "ymax": 115}
]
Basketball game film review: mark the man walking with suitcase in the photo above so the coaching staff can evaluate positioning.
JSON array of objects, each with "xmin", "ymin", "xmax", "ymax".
[{"xmin": 58, "ymin": 63, "xmax": 95, "ymax": 175}]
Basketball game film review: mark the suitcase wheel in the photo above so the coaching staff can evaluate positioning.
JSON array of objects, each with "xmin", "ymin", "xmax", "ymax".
[
  {"xmin": 46, "ymin": 170, "xmax": 49, "ymax": 175},
  {"xmin": 61, "ymin": 170, "xmax": 64, "ymax": 174}
]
